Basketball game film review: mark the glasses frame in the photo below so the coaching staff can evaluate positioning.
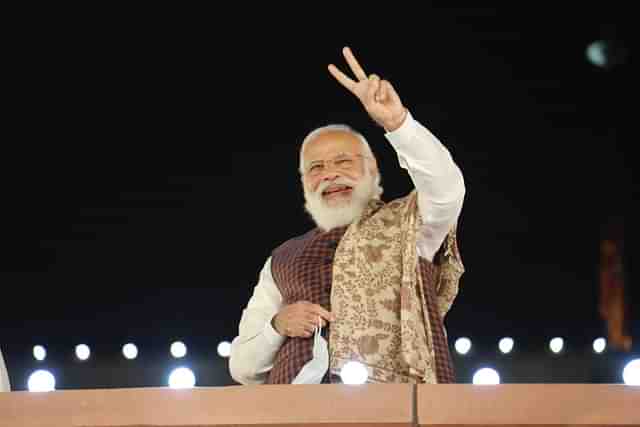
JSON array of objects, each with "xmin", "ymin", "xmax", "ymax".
[{"xmin": 303, "ymin": 153, "xmax": 369, "ymax": 177}]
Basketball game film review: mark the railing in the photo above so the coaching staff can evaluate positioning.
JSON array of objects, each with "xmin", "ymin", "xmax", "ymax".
[{"xmin": 0, "ymin": 384, "xmax": 637, "ymax": 426}]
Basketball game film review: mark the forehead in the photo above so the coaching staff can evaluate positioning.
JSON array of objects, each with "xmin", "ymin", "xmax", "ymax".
[{"xmin": 302, "ymin": 130, "xmax": 362, "ymax": 162}]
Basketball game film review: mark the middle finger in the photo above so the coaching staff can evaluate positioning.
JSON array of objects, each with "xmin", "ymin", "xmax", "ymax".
[{"xmin": 343, "ymin": 47, "xmax": 368, "ymax": 81}]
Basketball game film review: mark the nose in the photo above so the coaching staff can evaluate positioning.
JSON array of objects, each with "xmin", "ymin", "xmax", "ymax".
[{"xmin": 321, "ymin": 171, "xmax": 340, "ymax": 182}]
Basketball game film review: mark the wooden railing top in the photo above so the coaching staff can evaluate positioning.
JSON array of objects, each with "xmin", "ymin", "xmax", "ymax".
[{"xmin": 0, "ymin": 384, "xmax": 637, "ymax": 427}]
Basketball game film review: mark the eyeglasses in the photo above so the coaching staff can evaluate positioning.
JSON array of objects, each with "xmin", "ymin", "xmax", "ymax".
[{"xmin": 304, "ymin": 153, "xmax": 368, "ymax": 177}]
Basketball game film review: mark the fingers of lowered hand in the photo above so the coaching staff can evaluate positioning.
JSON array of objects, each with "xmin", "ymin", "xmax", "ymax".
[{"xmin": 310, "ymin": 304, "xmax": 335, "ymax": 322}]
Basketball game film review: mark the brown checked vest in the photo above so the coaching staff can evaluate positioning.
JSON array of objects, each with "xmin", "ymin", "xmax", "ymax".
[{"xmin": 266, "ymin": 224, "xmax": 456, "ymax": 384}]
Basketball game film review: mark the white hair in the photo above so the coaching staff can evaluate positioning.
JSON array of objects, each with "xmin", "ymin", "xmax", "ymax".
[{"xmin": 298, "ymin": 124, "xmax": 376, "ymax": 175}]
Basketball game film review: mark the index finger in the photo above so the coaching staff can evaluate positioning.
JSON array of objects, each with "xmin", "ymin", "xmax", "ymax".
[
  {"xmin": 328, "ymin": 64, "xmax": 357, "ymax": 94},
  {"xmin": 309, "ymin": 304, "xmax": 335, "ymax": 322},
  {"xmin": 343, "ymin": 46, "xmax": 368, "ymax": 81}
]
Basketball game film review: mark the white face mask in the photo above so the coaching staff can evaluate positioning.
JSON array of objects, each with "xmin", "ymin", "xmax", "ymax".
[
  {"xmin": 0, "ymin": 349, "xmax": 10, "ymax": 392},
  {"xmin": 291, "ymin": 318, "xmax": 329, "ymax": 384}
]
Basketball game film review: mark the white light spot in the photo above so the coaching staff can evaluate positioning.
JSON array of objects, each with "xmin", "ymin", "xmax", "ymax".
[
  {"xmin": 622, "ymin": 359, "xmax": 640, "ymax": 386},
  {"xmin": 455, "ymin": 337, "xmax": 472, "ymax": 355},
  {"xmin": 586, "ymin": 40, "xmax": 608, "ymax": 67},
  {"xmin": 473, "ymin": 367, "xmax": 500, "ymax": 385},
  {"xmin": 168, "ymin": 367, "xmax": 196, "ymax": 389},
  {"xmin": 170, "ymin": 341, "xmax": 187, "ymax": 358},
  {"xmin": 27, "ymin": 370, "xmax": 56, "ymax": 392},
  {"xmin": 593, "ymin": 338, "xmax": 606, "ymax": 354},
  {"xmin": 122, "ymin": 343, "xmax": 138, "ymax": 360},
  {"xmin": 499, "ymin": 337, "xmax": 514, "ymax": 354},
  {"xmin": 75, "ymin": 344, "xmax": 90, "ymax": 361},
  {"xmin": 586, "ymin": 39, "xmax": 628, "ymax": 69},
  {"xmin": 33, "ymin": 345, "xmax": 47, "ymax": 361},
  {"xmin": 549, "ymin": 337, "xmax": 564, "ymax": 354},
  {"xmin": 217, "ymin": 341, "xmax": 231, "ymax": 358},
  {"xmin": 340, "ymin": 361, "xmax": 368, "ymax": 385}
]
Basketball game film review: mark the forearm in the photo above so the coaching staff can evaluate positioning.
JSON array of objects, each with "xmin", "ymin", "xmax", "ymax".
[
  {"xmin": 386, "ymin": 111, "xmax": 465, "ymax": 261},
  {"xmin": 386, "ymin": 111, "xmax": 465, "ymax": 204},
  {"xmin": 229, "ymin": 313, "xmax": 286, "ymax": 384},
  {"xmin": 228, "ymin": 257, "xmax": 286, "ymax": 384}
]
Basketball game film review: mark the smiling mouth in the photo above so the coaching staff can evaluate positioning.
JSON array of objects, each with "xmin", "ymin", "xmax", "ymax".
[{"xmin": 322, "ymin": 185, "xmax": 353, "ymax": 197}]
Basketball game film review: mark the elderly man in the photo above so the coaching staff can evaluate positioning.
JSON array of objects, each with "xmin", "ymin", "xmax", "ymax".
[
  {"xmin": 230, "ymin": 47, "xmax": 465, "ymax": 384},
  {"xmin": 0, "ymin": 348, "xmax": 10, "ymax": 392}
]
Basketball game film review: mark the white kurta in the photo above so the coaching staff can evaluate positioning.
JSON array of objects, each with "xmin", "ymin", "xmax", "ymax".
[{"xmin": 0, "ymin": 349, "xmax": 10, "ymax": 392}]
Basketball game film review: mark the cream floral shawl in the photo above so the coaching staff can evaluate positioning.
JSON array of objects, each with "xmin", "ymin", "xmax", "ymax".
[{"xmin": 329, "ymin": 190, "xmax": 464, "ymax": 383}]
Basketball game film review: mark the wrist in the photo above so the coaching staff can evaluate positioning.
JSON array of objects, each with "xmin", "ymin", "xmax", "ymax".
[{"xmin": 383, "ymin": 107, "xmax": 408, "ymax": 132}]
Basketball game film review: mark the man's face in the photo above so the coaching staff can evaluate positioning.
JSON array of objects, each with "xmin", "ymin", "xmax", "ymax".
[
  {"xmin": 301, "ymin": 130, "xmax": 367, "ymax": 207},
  {"xmin": 301, "ymin": 130, "xmax": 379, "ymax": 231}
]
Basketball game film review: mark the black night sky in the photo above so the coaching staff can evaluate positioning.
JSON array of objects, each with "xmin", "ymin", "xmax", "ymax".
[{"xmin": 1, "ymin": 6, "xmax": 637, "ymax": 389}]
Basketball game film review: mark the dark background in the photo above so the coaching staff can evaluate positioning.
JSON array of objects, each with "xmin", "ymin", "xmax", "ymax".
[{"xmin": 1, "ymin": 6, "xmax": 636, "ymax": 389}]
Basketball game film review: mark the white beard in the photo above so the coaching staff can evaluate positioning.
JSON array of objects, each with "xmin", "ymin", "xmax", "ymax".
[{"xmin": 304, "ymin": 172, "xmax": 379, "ymax": 231}]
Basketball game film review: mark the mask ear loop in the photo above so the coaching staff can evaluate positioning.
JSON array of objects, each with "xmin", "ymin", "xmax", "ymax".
[{"xmin": 315, "ymin": 315, "xmax": 321, "ymax": 347}]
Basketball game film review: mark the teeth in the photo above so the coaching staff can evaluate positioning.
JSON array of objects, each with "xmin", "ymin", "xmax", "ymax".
[{"xmin": 324, "ymin": 186, "xmax": 350, "ymax": 195}]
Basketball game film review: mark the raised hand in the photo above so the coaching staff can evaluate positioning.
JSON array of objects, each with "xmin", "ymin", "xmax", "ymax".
[{"xmin": 328, "ymin": 47, "xmax": 407, "ymax": 131}]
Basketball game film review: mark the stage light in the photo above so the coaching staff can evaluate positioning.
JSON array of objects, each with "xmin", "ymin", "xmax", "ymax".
[
  {"xmin": 622, "ymin": 359, "xmax": 640, "ymax": 385},
  {"xmin": 586, "ymin": 40, "xmax": 607, "ymax": 67},
  {"xmin": 170, "ymin": 341, "xmax": 187, "ymax": 358},
  {"xmin": 455, "ymin": 337, "xmax": 471, "ymax": 355},
  {"xmin": 122, "ymin": 343, "xmax": 138, "ymax": 360},
  {"xmin": 217, "ymin": 341, "xmax": 231, "ymax": 358},
  {"xmin": 75, "ymin": 344, "xmax": 90, "ymax": 361},
  {"xmin": 549, "ymin": 337, "xmax": 564, "ymax": 354},
  {"xmin": 340, "ymin": 361, "xmax": 368, "ymax": 385},
  {"xmin": 586, "ymin": 39, "xmax": 628, "ymax": 69},
  {"xmin": 473, "ymin": 367, "xmax": 500, "ymax": 385},
  {"xmin": 498, "ymin": 337, "xmax": 514, "ymax": 354},
  {"xmin": 27, "ymin": 370, "xmax": 56, "ymax": 392},
  {"xmin": 593, "ymin": 338, "xmax": 606, "ymax": 354},
  {"xmin": 168, "ymin": 367, "xmax": 196, "ymax": 389},
  {"xmin": 33, "ymin": 345, "xmax": 46, "ymax": 361}
]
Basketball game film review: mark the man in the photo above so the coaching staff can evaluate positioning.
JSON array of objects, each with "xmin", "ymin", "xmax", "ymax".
[
  {"xmin": 0, "ymin": 348, "xmax": 10, "ymax": 392},
  {"xmin": 230, "ymin": 47, "xmax": 465, "ymax": 384}
]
